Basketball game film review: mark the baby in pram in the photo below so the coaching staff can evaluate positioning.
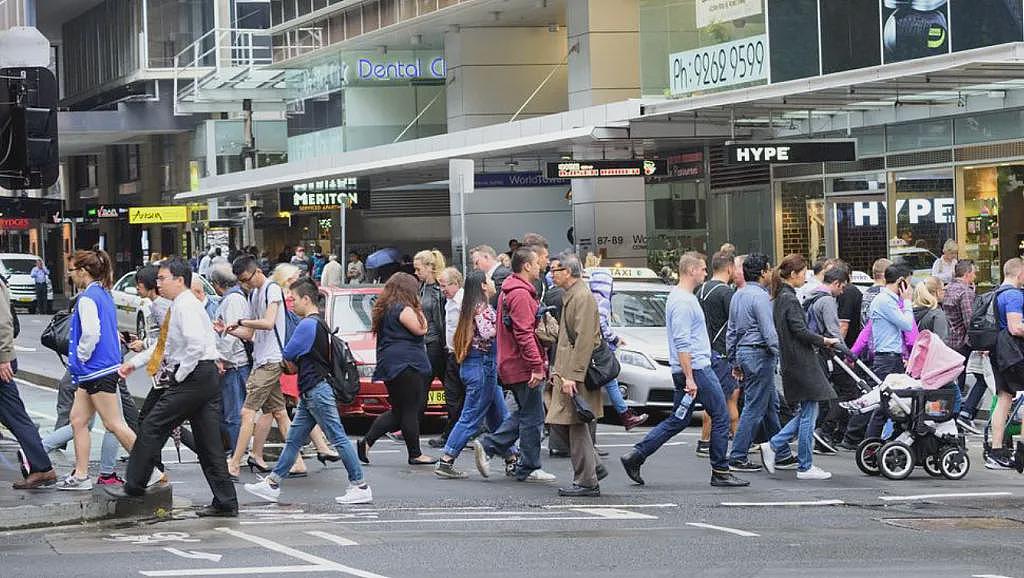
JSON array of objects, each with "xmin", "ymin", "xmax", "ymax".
[{"xmin": 838, "ymin": 331, "xmax": 970, "ymax": 480}]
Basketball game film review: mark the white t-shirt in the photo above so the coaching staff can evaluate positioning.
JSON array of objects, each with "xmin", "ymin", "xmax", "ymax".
[{"xmin": 250, "ymin": 281, "xmax": 287, "ymax": 366}]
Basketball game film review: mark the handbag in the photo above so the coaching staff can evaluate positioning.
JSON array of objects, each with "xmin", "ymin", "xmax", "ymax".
[
  {"xmin": 41, "ymin": 307, "xmax": 74, "ymax": 357},
  {"xmin": 584, "ymin": 340, "xmax": 621, "ymax": 391},
  {"xmin": 571, "ymin": 393, "xmax": 595, "ymax": 423}
]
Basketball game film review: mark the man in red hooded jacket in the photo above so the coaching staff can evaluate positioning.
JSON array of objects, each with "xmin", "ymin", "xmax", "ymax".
[{"xmin": 471, "ymin": 247, "xmax": 557, "ymax": 483}]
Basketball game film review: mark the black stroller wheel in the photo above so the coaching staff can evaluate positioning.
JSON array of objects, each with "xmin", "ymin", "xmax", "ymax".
[
  {"xmin": 938, "ymin": 446, "xmax": 970, "ymax": 480},
  {"xmin": 856, "ymin": 438, "xmax": 885, "ymax": 476},
  {"xmin": 923, "ymin": 453, "xmax": 943, "ymax": 477},
  {"xmin": 879, "ymin": 441, "xmax": 915, "ymax": 480}
]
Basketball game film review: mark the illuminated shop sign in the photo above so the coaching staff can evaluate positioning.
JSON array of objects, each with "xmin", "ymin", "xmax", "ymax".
[
  {"xmin": 85, "ymin": 205, "xmax": 130, "ymax": 219},
  {"xmin": 295, "ymin": 52, "xmax": 446, "ymax": 100},
  {"xmin": 0, "ymin": 218, "xmax": 30, "ymax": 229},
  {"xmin": 850, "ymin": 198, "xmax": 955, "ymax": 227},
  {"xmin": 545, "ymin": 160, "xmax": 668, "ymax": 179},
  {"xmin": 129, "ymin": 206, "xmax": 189, "ymax": 224},
  {"xmin": 725, "ymin": 140, "xmax": 857, "ymax": 164},
  {"xmin": 279, "ymin": 190, "xmax": 368, "ymax": 212},
  {"xmin": 357, "ymin": 57, "xmax": 446, "ymax": 80}
]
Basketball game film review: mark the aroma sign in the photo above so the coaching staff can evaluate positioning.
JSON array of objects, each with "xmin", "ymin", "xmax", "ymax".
[{"xmin": 129, "ymin": 206, "xmax": 189, "ymax": 224}]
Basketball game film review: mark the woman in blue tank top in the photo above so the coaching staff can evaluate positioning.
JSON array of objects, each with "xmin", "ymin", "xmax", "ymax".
[
  {"xmin": 359, "ymin": 272, "xmax": 436, "ymax": 465},
  {"xmin": 56, "ymin": 249, "xmax": 142, "ymax": 491}
]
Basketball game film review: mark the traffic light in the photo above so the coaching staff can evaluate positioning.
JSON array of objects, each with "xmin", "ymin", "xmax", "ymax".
[{"xmin": 0, "ymin": 66, "xmax": 58, "ymax": 190}]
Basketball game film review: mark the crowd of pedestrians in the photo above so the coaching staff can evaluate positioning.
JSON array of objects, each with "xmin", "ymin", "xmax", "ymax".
[{"xmin": 1, "ymin": 235, "xmax": 1023, "ymax": 509}]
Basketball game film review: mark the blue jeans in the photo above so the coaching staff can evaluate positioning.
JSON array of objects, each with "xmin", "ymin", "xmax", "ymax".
[
  {"xmin": 634, "ymin": 367, "xmax": 730, "ymax": 472},
  {"xmin": 444, "ymin": 349, "xmax": 507, "ymax": 458},
  {"xmin": 769, "ymin": 399, "xmax": 819, "ymax": 472},
  {"xmin": 271, "ymin": 381, "xmax": 364, "ymax": 484},
  {"xmin": 220, "ymin": 365, "xmax": 249, "ymax": 451},
  {"xmin": 481, "ymin": 381, "xmax": 544, "ymax": 479},
  {"xmin": 604, "ymin": 378, "xmax": 628, "ymax": 414},
  {"xmin": 728, "ymin": 348, "xmax": 780, "ymax": 464}
]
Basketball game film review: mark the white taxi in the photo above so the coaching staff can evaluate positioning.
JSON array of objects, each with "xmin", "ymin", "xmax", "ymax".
[{"xmin": 112, "ymin": 271, "xmax": 217, "ymax": 339}]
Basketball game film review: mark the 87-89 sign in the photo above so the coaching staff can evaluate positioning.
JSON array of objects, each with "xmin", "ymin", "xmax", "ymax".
[{"xmin": 669, "ymin": 35, "xmax": 768, "ymax": 97}]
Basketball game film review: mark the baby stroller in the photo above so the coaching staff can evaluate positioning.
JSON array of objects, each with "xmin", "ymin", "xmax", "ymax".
[{"xmin": 837, "ymin": 331, "xmax": 969, "ymax": 480}]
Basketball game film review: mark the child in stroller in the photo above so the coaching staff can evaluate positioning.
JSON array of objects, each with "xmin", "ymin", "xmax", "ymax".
[{"xmin": 838, "ymin": 331, "xmax": 970, "ymax": 480}]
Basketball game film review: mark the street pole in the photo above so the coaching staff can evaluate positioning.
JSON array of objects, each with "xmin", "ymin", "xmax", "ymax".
[
  {"xmin": 460, "ymin": 190, "xmax": 466, "ymax": 273},
  {"xmin": 339, "ymin": 199, "xmax": 346, "ymax": 273}
]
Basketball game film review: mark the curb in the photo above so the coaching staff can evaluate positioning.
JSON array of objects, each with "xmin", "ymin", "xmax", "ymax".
[{"xmin": 0, "ymin": 484, "xmax": 173, "ymax": 531}]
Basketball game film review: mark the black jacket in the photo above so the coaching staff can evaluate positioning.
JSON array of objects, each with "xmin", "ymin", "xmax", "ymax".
[
  {"xmin": 419, "ymin": 281, "xmax": 446, "ymax": 349},
  {"xmin": 773, "ymin": 284, "xmax": 836, "ymax": 403},
  {"xmin": 489, "ymin": 265, "xmax": 512, "ymax": 308}
]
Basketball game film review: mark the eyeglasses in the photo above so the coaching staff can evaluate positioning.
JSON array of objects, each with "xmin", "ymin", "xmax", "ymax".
[
  {"xmin": 238, "ymin": 271, "xmax": 255, "ymax": 284},
  {"xmin": 550, "ymin": 267, "xmax": 567, "ymax": 272}
]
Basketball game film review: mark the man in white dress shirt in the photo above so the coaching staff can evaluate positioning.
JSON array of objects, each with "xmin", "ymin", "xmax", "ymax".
[{"xmin": 111, "ymin": 258, "xmax": 238, "ymax": 517}]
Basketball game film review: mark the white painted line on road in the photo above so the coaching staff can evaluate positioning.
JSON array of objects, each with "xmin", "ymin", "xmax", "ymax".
[
  {"xmin": 14, "ymin": 345, "xmax": 36, "ymax": 352},
  {"xmin": 878, "ymin": 492, "xmax": 1012, "ymax": 502},
  {"xmin": 240, "ymin": 508, "xmax": 306, "ymax": 514},
  {"xmin": 162, "ymin": 548, "xmax": 222, "ymax": 562},
  {"xmin": 720, "ymin": 500, "xmax": 846, "ymax": 507},
  {"xmin": 216, "ymin": 527, "xmax": 390, "ymax": 578},
  {"xmin": 305, "ymin": 530, "xmax": 358, "ymax": 546},
  {"xmin": 686, "ymin": 522, "xmax": 760, "ymax": 537},
  {"xmin": 973, "ymin": 574, "xmax": 1015, "ymax": 578},
  {"xmin": 415, "ymin": 511, "xmax": 543, "ymax": 516},
  {"xmin": 14, "ymin": 378, "xmax": 58, "ymax": 392},
  {"xmin": 328, "ymin": 515, "xmax": 644, "ymax": 525},
  {"xmin": 542, "ymin": 503, "xmax": 677, "ymax": 509},
  {"xmin": 142, "ymin": 565, "xmax": 335, "ymax": 576},
  {"xmin": 347, "ymin": 506, "xmax": 496, "ymax": 512},
  {"xmin": 572, "ymin": 508, "xmax": 657, "ymax": 520}
]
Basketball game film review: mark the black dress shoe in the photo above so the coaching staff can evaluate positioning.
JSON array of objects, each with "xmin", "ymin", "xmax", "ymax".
[
  {"xmin": 196, "ymin": 505, "xmax": 239, "ymax": 518},
  {"xmin": 596, "ymin": 447, "xmax": 609, "ymax": 458},
  {"xmin": 427, "ymin": 437, "xmax": 447, "ymax": 449},
  {"xmin": 620, "ymin": 451, "xmax": 645, "ymax": 485},
  {"xmin": 549, "ymin": 449, "xmax": 570, "ymax": 458},
  {"xmin": 710, "ymin": 472, "xmax": 750, "ymax": 487},
  {"xmin": 357, "ymin": 439, "xmax": 370, "ymax": 464},
  {"xmin": 596, "ymin": 463, "xmax": 608, "ymax": 481},
  {"xmin": 558, "ymin": 484, "xmax": 600, "ymax": 497}
]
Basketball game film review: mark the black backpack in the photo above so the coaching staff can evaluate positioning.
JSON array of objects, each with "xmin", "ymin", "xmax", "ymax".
[
  {"xmin": 967, "ymin": 285, "xmax": 1016, "ymax": 351},
  {"xmin": 802, "ymin": 292, "xmax": 829, "ymax": 336},
  {"xmin": 314, "ymin": 318, "xmax": 361, "ymax": 405}
]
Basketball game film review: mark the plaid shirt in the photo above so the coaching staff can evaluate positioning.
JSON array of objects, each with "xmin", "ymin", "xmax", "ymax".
[{"xmin": 941, "ymin": 279, "xmax": 974, "ymax": 350}]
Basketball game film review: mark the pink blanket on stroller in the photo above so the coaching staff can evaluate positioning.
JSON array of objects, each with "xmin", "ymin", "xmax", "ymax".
[{"xmin": 906, "ymin": 330, "xmax": 965, "ymax": 389}]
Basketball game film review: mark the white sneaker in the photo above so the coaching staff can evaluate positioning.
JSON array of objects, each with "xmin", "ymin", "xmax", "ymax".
[
  {"xmin": 335, "ymin": 484, "xmax": 373, "ymax": 505},
  {"xmin": 759, "ymin": 442, "xmax": 776, "ymax": 474},
  {"xmin": 472, "ymin": 439, "xmax": 491, "ymax": 478},
  {"xmin": 244, "ymin": 477, "xmax": 281, "ymax": 503},
  {"xmin": 146, "ymin": 468, "xmax": 166, "ymax": 487},
  {"xmin": 525, "ymin": 469, "xmax": 557, "ymax": 483},
  {"xmin": 56, "ymin": 473, "xmax": 92, "ymax": 491},
  {"xmin": 796, "ymin": 465, "xmax": 832, "ymax": 480}
]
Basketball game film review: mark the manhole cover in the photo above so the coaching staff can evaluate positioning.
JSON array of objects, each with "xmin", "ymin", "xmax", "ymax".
[{"xmin": 883, "ymin": 517, "xmax": 1024, "ymax": 530}]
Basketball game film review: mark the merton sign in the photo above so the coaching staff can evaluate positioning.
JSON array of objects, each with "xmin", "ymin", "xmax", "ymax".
[{"xmin": 725, "ymin": 140, "xmax": 857, "ymax": 164}]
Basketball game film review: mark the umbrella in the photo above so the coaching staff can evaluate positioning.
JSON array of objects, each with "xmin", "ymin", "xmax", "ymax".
[{"xmin": 365, "ymin": 247, "xmax": 402, "ymax": 269}]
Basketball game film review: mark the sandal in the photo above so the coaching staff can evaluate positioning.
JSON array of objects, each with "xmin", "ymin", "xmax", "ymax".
[{"xmin": 408, "ymin": 455, "xmax": 438, "ymax": 465}]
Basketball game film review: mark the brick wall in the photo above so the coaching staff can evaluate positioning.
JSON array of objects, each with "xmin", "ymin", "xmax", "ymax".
[{"xmin": 780, "ymin": 182, "xmax": 824, "ymax": 259}]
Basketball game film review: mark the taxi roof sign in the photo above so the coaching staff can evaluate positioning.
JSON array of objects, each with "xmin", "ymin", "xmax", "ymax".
[{"xmin": 585, "ymin": 267, "xmax": 661, "ymax": 281}]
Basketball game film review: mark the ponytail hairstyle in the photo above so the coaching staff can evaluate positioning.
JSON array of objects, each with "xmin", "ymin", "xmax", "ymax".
[
  {"xmin": 413, "ymin": 249, "xmax": 446, "ymax": 281},
  {"xmin": 71, "ymin": 248, "xmax": 114, "ymax": 289},
  {"xmin": 453, "ymin": 270, "xmax": 489, "ymax": 363},
  {"xmin": 772, "ymin": 254, "xmax": 807, "ymax": 299}
]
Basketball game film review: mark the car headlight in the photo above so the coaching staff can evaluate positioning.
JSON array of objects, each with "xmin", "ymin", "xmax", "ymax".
[
  {"xmin": 617, "ymin": 349, "xmax": 656, "ymax": 371},
  {"xmin": 357, "ymin": 364, "xmax": 376, "ymax": 378}
]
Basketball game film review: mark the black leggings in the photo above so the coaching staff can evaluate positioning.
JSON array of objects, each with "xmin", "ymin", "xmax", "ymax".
[{"xmin": 366, "ymin": 368, "xmax": 428, "ymax": 459}]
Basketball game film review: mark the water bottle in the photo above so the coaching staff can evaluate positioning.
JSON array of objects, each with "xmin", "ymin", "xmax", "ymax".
[{"xmin": 674, "ymin": 393, "xmax": 695, "ymax": 421}]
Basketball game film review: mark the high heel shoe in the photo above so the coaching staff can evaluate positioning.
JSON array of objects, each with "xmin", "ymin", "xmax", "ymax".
[
  {"xmin": 317, "ymin": 452, "xmax": 341, "ymax": 466},
  {"xmin": 247, "ymin": 456, "xmax": 271, "ymax": 473},
  {"xmin": 171, "ymin": 427, "xmax": 182, "ymax": 463},
  {"xmin": 357, "ymin": 439, "xmax": 370, "ymax": 464}
]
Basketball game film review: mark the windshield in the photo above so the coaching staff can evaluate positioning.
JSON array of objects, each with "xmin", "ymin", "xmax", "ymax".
[
  {"xmin": 1, "ymin": 259, "xmax": 39, "ymax": 275},
  {"xmin": 610, "ymin": 291, "xmax": 668, "ymax": 327},
  {"xmin": 330, "ymin": 293, "xmax": 377, "ymax": 333},
  {"xmin": 892, "ymin": 251, "xmax": 936, "ymax": 272}
]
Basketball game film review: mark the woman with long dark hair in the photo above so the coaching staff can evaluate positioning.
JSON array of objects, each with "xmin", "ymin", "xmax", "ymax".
[
  {"xmin": 760, "ymin": 254, "xmax": 840, "ymax": 481},
  {"xmin": 58, "ymin": 250, "xmax": 152, "ymax": 490},
  {"xmin": 359, "ymin": 272, "xmax": 437, "ymax": 464},
  {"xmin": 434, "ymin": 270, "xmax": 504, "ymax": 478}
]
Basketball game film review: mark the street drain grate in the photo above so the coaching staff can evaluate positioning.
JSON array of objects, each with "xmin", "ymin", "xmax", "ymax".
[{"xmin": 883, "ymin": 517, "xmax": 1024, "ymax": 531}]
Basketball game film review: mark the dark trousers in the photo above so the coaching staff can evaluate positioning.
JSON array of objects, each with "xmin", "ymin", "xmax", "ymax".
[
  {"xmin": 125, "ymin": 361, "xmax": 237, "ymax": 511},
  {"xmin": 819, "ymin": 363, "xmax": 862, "ymax": 440},
  {"xmin": 844, "ymin": 353, "xmax": 905, "ymax": 442},
  {"xmin": 1, "ymin": 363, "xmax": 52, "ymax": 473},
  {"xmin": 366, "ymin": 368, "xmax": 428, "ymax": 459},
  {"xmin": 956, "ymin": 346, "xmax": 988, "ymax": 420},
  {"xmin": 440, "ymin": 351, "xmax": 466, "ymax": 440},
  {"xmin": 140, "ymin": 385, "xmax": 197, "ymax": 455},
  {"xmin": 34, "ymin": 283, "xmax": 48, "ymax": 314}
]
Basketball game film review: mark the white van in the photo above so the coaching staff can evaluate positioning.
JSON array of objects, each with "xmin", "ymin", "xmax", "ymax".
[{"xmin": 0, "ymin": 253, "xmax": 54, "ymax": 313}]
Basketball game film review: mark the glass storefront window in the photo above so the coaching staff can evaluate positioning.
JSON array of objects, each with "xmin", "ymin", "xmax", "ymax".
[
  {"xmin": 891, "ymin": 170, "xmax": 955, "ymax": 278},
  {"xmin": 778, "ymin": 180, "xmax": 825, "ymax": 261},
  {"xmin": 962, "ymin": 167, "xmax": 1001, "ymax": 288},
  {"xmin": 885, "ymin": 119, "xmax": 952, "ymax": 152},
  {"xmin": 954, "ymin": 109, "xmax": 1024, "ymax": 146},
  {"xmin": 645, "ymin": 180, "xmax": 708, "ymax": 272},
  {"xmin": 827, "ymin": 175, "xmax": 887, "ymax": 276}
]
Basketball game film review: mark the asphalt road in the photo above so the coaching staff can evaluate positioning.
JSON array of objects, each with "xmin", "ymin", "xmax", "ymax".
[{"xmin": 5, "ymin": 372, "xmax": 1024, "ymax": 578}]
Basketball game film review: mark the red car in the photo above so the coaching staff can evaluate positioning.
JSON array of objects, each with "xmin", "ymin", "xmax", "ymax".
[{"xmin": 320, "ymin": 285, "xmax": 447, "ymax": 419}]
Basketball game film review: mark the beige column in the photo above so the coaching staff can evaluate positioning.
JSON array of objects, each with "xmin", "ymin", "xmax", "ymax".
[{"xmin": 566, "ymin": 0, "xmax": 640, "ymax": 109}]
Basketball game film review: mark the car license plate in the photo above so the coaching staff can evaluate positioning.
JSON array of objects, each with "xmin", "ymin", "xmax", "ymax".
[
  {"xmin": 18, "ymin": 297, "xmax": 32, "ymax": 302},
  {"xmin": 427, "ymin": 390, "xmax": 446, "ymax": 405}
]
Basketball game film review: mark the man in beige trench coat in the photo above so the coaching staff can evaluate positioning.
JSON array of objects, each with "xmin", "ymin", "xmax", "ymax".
[{"xmin": 547, "ymin": 253, "xmax": 605, "ymax": 497}]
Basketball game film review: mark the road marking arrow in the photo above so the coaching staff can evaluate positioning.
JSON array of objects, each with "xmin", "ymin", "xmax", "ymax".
[{"xmin": 163, "ymin": 548, "xmax": 222, "ymax": 562}]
